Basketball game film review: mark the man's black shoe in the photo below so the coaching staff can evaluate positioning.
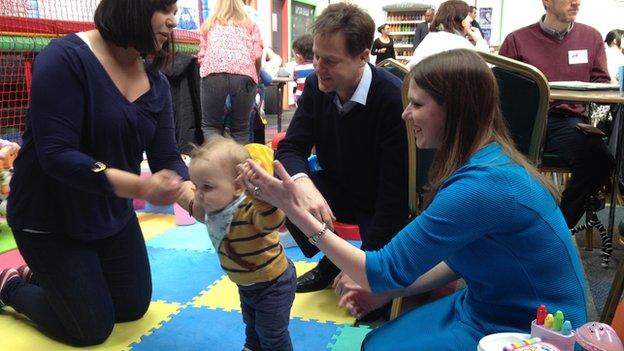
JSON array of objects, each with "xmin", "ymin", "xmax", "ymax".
[{"xmin": 296, "ymin": 266, "xmax": 334, "ymax": 293}]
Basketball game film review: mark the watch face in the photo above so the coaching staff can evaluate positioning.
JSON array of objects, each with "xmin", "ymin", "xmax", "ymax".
[{"xmin": 91, "ymin": 162, "xmax": 107, "ymax": 172}]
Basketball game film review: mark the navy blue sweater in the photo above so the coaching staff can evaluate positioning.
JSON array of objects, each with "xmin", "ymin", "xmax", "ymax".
[
  {"xmin": 276, "ymin": 64, "xmax": 409, "ymax": 249},
  {"xmin": 7, "ymin": 34, "xmax": 188, "ymax": 240}
]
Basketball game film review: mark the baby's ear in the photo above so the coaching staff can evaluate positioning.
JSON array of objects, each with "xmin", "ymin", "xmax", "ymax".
[{"xmin": 233, "ymin": 175, "xmax": 245, "ymax": 195}]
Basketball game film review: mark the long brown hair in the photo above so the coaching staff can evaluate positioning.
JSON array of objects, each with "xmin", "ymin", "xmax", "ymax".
[
  {"xmin": 429, "ymin": 0, "xmax": 469, "ymax": 34},
  {"xmin": 410, "ymin": 49, "xmax": 559, "ymax": 206}
]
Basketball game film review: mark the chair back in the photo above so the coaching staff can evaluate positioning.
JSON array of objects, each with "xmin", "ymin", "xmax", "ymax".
[
  {"xmin": 477, "ymin": 51, "xmax": 550, "ymax": 166},
  {"xmin": 377, "ymin": 58, "xmax": 409, "ymax": 81},
  {"xmin": 377, "ymin": 58, "xmax": 424, "ymax": 217}
]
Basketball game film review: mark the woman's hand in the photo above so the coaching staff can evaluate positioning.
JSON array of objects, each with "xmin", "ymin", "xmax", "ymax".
[
  {"xmin": 465, "ymin": 27, "xmax": 484, "ymax": 45},
  {"xmin": 238, "ymin": 159, "xmax": 295, "ymax": 210},
  {"xmin": 332, "ymin": 271, "xmax": 353, "ymax": 296},
  {"xmin": 338, "ymin": 282, "xmax": 393, "ymax": 319},
  {"xmin": 239, "ymin": 159, "xmax": 336, "ymax": 227},
  {"xmin": 138, "ymin": 169, "xmax": 182, "ymax": 206}
]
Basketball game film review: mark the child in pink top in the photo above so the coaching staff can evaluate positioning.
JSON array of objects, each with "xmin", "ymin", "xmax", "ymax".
[{"xmin": 198, "ymin": 0, "xmax": 263, "ymax": 144}]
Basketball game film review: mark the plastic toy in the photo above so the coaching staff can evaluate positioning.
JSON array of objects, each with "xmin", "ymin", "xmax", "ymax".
[
  {"xmin": 576, "ymin": 322, "xmax": 624, "ymax": 351},
  {"xmin": 530, "ymin": 305, "xmax": 624, "ymax": 351}
]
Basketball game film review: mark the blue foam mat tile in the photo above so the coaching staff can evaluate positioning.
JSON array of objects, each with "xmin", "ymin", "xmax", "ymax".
[
  {"xmin": 132, "ymin": 306, "xmax": 341, "ymax": 351},
  {"xmin": 289, "ymin": 317, "xmax": 342, "ymax": 350},
  {"xmin": 141, "ymin": 203, "xmax": 174, "ymax": 214},
  {"xmin": 147, "ymin": 222, "xmax": 214, "ymax": 252},
  {"xmin": 130, "ymin": 307, "xmax": 246, "ymax": 351},
  {"xmin": 148, "ymin": 247, "xmax": 223, "ymax": 303}
]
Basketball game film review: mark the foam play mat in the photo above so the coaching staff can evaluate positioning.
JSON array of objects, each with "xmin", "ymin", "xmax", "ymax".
[{"xmin": 0, "ymin": 213, "xmax": 371, "ymax": 350}]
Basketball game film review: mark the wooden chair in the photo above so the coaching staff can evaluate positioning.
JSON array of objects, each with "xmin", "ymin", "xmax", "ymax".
[{"xmin": 377, "ymin": 58, "xmax": 436, "ymax": 320}]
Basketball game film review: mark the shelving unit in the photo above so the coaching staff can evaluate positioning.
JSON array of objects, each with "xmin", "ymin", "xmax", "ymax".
[{"xmin": 382, "ymin": 2, "xmax": 434, "ymax": 61}]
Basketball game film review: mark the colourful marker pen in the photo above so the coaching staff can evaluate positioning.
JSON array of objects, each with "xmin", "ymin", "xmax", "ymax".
[
  {"xmin": 536, "ymin": 304, "xmax": 547, "ymax": 325},
  {"xmin": 553, "ymin": 310, "xmax": 564, "ymax": 331},
  {"xmin": 561, "ymin": 320, "xmax": 572, "ymax": 335},
  {"xmin": 544, "ymin": 314, "xmax": 554, "ymax": 329}
]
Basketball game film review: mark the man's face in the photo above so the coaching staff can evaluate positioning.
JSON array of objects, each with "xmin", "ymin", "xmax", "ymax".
[
  {"xmin": 424, "ymin": 10, "xmax": 434, "ymax": 23},
  {"xmin": 545, "ymin": 0, "xmax": 581, "ymax": 24},
  {"xmin": 470, "ymin": 8, "xmax": 477, "ymax": 20},
  {"xmin": 312, "ymin": 32, "xmax": 368, "ymax": 99}
]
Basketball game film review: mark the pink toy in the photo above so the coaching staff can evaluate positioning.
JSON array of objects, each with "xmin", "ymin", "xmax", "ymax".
[
  {"xmin": 174, "ymin": 202, "xmax": 196, "ymax": 226},
  {"xmin": 576, "ymin": 322, "xmax": 624, "ymax": 351},
  {"xmin": 531, "ymin": 319, "xmax": 576, "ymax": 351}
]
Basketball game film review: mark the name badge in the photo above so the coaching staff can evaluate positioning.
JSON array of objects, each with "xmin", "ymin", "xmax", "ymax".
[{"xmin": 568, "ymin": 49, "xmax": 588, "ymax": 65}]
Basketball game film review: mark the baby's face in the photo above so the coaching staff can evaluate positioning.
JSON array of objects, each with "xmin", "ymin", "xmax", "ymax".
[{"xmin": 189, "ymin": 158, "xmax": 241, "ymax": 213}]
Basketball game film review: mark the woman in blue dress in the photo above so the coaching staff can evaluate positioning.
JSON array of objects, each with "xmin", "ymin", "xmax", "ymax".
[{"xmin": 239, "ymin": 48, "xmax": 587, "ymax": 350}]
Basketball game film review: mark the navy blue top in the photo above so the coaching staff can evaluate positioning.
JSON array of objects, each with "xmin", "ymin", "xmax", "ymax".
[
  {"xmin": 366, "ymin": 143, "xmax": 587, "ymax": 335},
  {"xmin": 7, "ymin": 34, "xmax": 188, "ymax": 240},
  {"xmin": 276, "ymin": 64, "xmax": 409, "ymax": 250}
]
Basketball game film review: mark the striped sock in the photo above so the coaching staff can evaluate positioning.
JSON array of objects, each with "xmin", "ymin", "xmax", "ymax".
[{"xmin": 0, "ymin": 268, "xmax": 19, "ymax": 306}]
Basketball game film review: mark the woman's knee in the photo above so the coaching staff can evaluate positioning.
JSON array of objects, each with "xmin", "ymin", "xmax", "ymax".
[
  {"xmin": 114, "ymin": 294, "xmax": 150, "ymax": 322},
  {"xmin": 67, "ymin": 314, "xmax": 114, "ymax": 346}
]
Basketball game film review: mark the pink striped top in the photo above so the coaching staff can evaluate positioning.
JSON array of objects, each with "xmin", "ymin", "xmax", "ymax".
[{"xmin": 198, "ymin": 22, "xmax": 263, "ymax": 83}]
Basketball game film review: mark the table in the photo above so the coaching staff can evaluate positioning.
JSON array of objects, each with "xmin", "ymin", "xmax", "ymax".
[
  {"xmin": 549, "ymin": 88, "xmax": 624, "ymax": 323},
  {"xmin": 270, "ymin": 76, "xmax": 293, "ymax": 132}
]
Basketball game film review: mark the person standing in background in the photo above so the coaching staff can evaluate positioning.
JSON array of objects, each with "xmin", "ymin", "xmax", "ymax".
[
  {"xmin": 408, "ymin": 1, "xmax": 488, "ymax": 69},
  {"xmin": 371, "ymin": 24, "xmax": 396, "ymax": 65},
  {"xmin": 198, "ymin": 0, "xmax": 263, "ymax": 144},
  {"xmin": 413, "ymin": 8, "xmax": 434, "ymax": 49},
  {"xmin": 292, "ymin": 34, "xmax": 315, "ymax": 105},
  {"xmin": 469, "ymin": 6, "xmax": 484, "ymax": 38},
  {"xmin": 604, "ymin": 29, "xmax": 624, "ymax": 83}
]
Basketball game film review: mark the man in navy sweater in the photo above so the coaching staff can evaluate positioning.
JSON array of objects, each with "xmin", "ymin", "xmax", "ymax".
[
  {"xmin": 275, "ymin": 2, "xmax": 409, "ymax": 316},
  {"xmin": 499, "ymin": 0, "xmax": 613, "ymax": 230}
]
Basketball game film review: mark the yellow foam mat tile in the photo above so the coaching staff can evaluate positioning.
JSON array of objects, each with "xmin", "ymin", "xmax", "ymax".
[
  {"xmin": 0, "ymin": 300, "xmax": 181, "ymax": 351},
  {"xmin": 137, "ymin": 213, "xmax": 176, "ymax": 241},
  {"xmin": 192, "ymin": 261, "xmax": 355, "ymax": 325}
]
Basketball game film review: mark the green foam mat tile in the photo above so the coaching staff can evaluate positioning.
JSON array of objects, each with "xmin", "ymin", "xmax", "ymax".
[
  {"xmin": 0, "ymin": 221, "xmax": 16, "ymax": 254},
  {"xmin": 328, "ymin": 325, "xmax": 372, "ymax": 351}
]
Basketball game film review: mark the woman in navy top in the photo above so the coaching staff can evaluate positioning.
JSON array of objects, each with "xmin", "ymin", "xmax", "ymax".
[
  {"xmin": 241, "ymin": 49, "xmax": 587, "ymax": 350},
  {"xmin": 0, "ymin": 0, "xmax": 203, "ymax": 346}
]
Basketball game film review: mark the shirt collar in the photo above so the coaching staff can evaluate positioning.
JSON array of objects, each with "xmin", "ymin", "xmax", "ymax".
[
  {"xmin": 539, "ymin": 15, "xmax": 574, "ymax": 41},
  {"xmin": 332, "ymin": 63, "xmax": 372, "ymax": 114}
]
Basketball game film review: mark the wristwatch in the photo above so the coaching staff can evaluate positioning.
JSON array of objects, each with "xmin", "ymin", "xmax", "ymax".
[{"xmin": 308, "ymin": 222, "xmax": 328, "ymax": 246}]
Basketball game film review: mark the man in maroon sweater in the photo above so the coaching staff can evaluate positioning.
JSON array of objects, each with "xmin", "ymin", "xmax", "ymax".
[{"xmin": 499, "ymin": 0, "xmax": 613, "ymax": 229}]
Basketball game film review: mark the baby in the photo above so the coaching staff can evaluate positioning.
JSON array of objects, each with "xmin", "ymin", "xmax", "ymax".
[{"xmin": 188, "ymin": 136, "xmax": 296, "ymax": 351}]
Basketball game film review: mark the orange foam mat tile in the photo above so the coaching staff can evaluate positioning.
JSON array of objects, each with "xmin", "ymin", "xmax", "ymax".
[
  {"xmin": 0, "ymin": 300, "xmax": 181, "ymax": 351},
  {"xmin": 137, "ymin": 213, "xmax": 176, "ymax": 241}
]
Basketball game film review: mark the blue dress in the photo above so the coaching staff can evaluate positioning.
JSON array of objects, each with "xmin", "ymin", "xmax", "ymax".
[{"xmin": 363, "ymin": 143, "xmax": 587, "ymax": 350}]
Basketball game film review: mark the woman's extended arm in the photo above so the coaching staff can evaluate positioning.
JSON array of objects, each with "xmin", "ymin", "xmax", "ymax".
[
  {"xmin": 239, "ymin": 159, "xmax": 370, "ymax": 289},
  {"xmin": 338, "ymin": 262, "xmax": 459, "ymax": 318}
]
